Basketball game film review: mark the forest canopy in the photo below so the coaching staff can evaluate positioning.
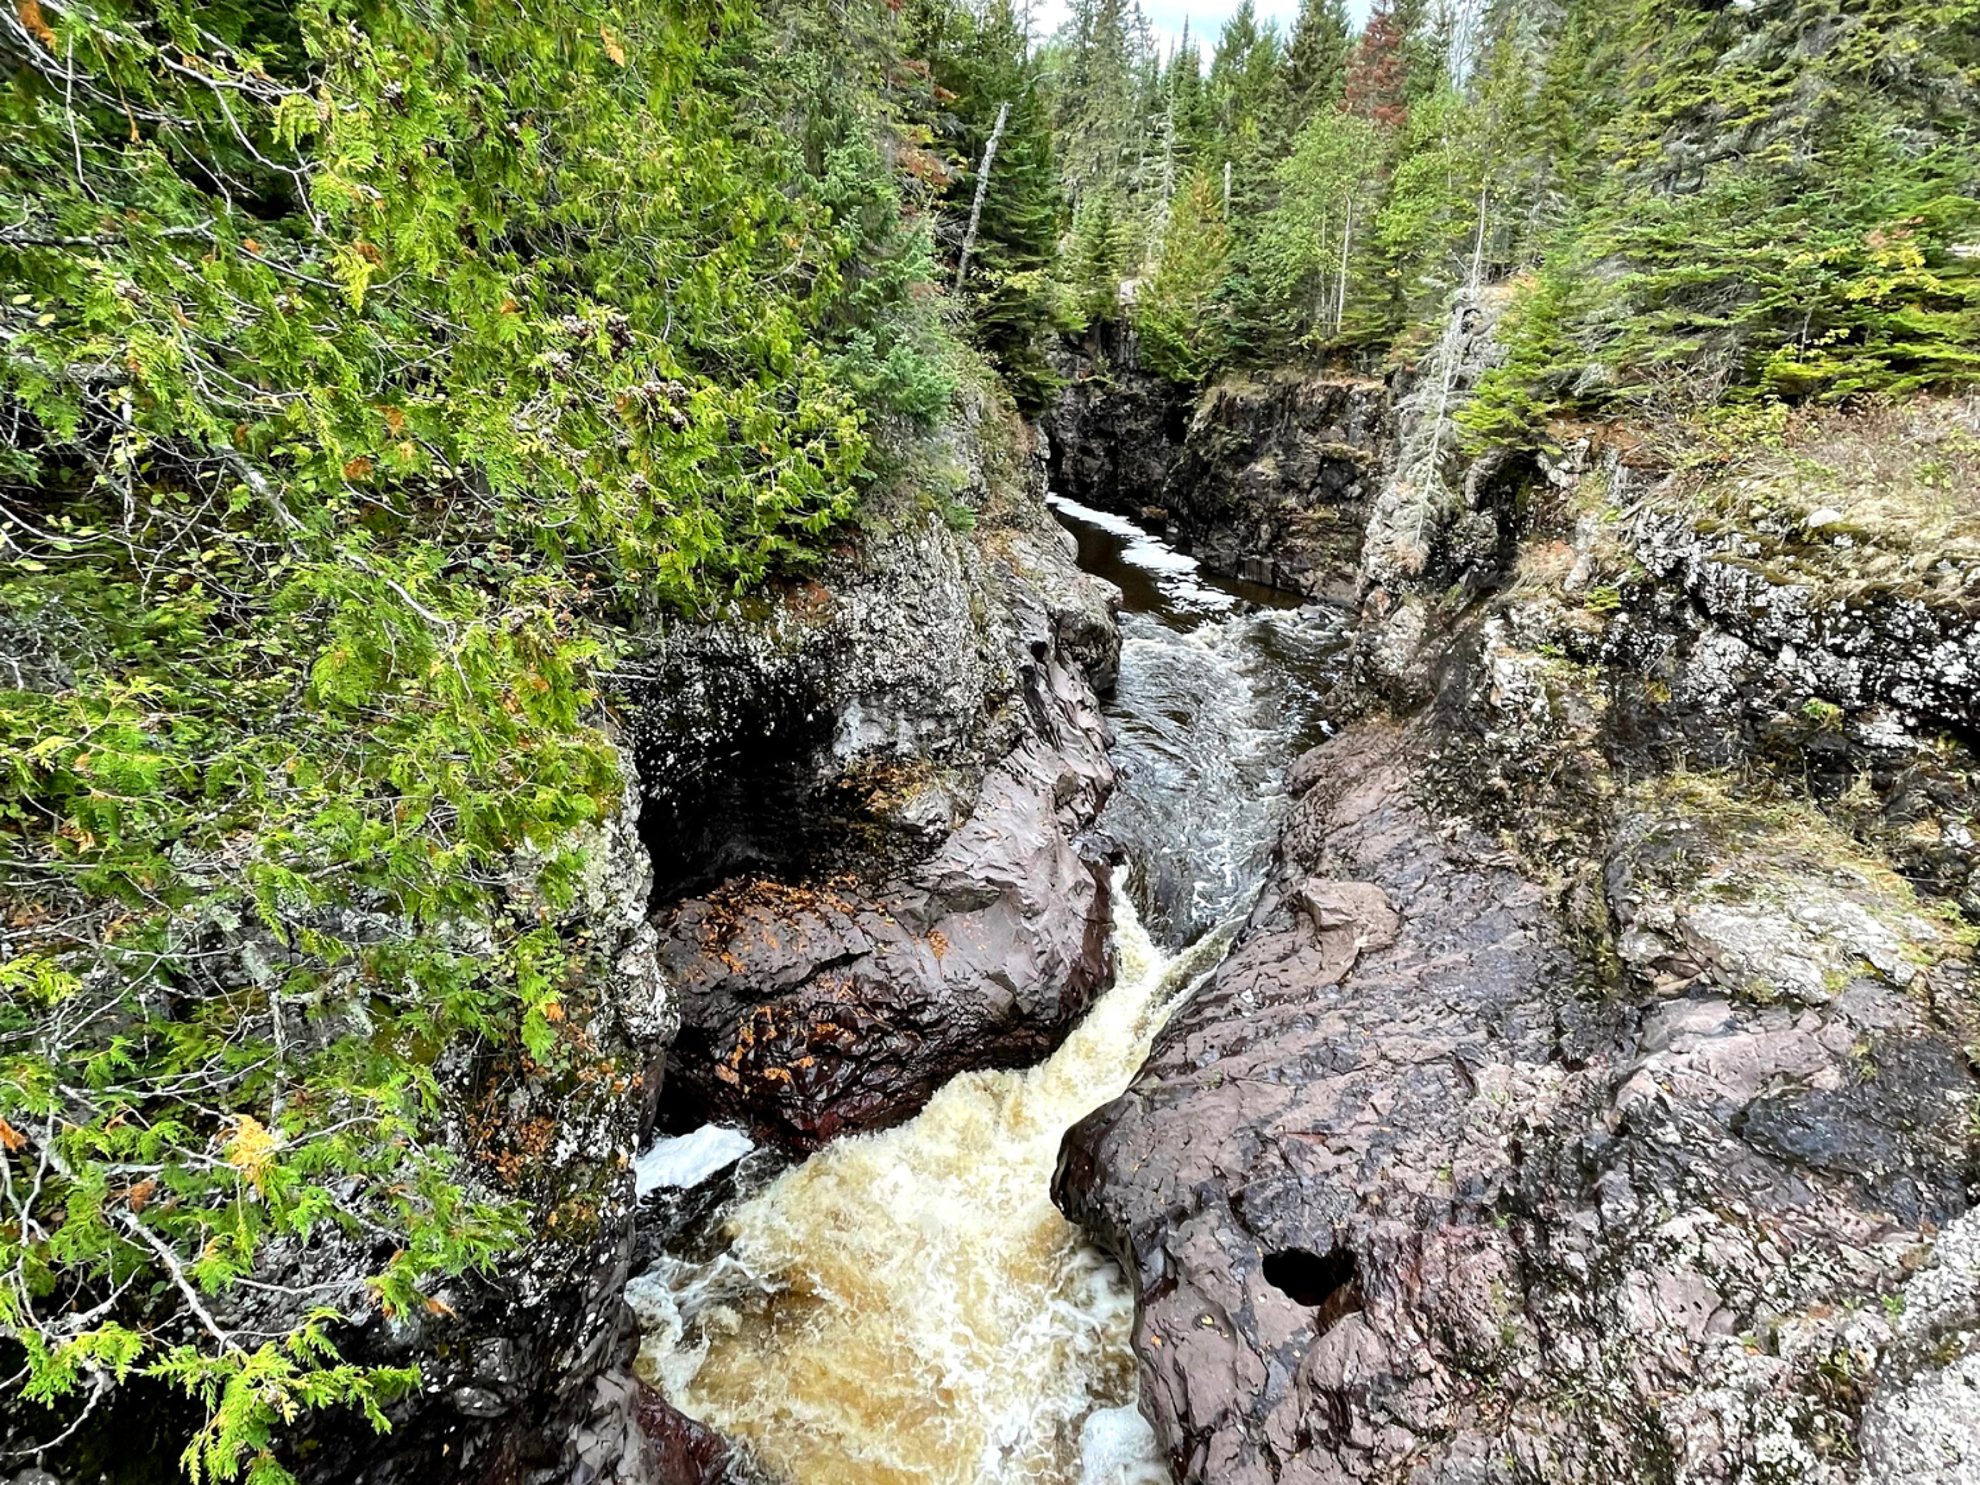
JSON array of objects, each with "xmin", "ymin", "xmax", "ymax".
[{"xmin": 1042, "ymin": 0, "xmax": 1980, "ymax": 416}]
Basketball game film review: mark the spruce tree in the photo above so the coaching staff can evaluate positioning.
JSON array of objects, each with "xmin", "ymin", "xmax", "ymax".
[
  {"xmin": 1135, "ymin": 169, "xmax": 1235, "ymax": 380},
  {"xmin": 1286, "ymin": 0, "xmax": 1354, "ymax": 115},
  {"xmin": 1346, "ymin": 1, "xmax": 1413, "ymax": 126},
  {"xmin": 910, "ymin": 0, "xmax": 1067, "ymax": 405}
]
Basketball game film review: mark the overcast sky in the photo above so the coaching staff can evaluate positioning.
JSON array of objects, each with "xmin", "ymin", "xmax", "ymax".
[{"xmin": 1027, "ymin": 0, "xmax": 1376, "ymax": 58}]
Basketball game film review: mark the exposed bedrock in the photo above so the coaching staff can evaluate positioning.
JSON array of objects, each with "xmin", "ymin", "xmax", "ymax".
[
  {"xmin": 1053, "ymin": 300, "xmax": 1980, "ymax": 1483},
  {"xmin": 630, "ymin": 393, "xmax": 1124, "ymax": 1152},
  {"xmin": 1056, "ymin": 720, "xmax": 1979, "ymax": 1485},
  {"xmin": 1041, "ymin": 340, "xmax": 1389, "ymax": 601},
  {"xmin": 1042, "ymin": 329, "xmax": 1194, "ymax": 532},
  {"xmin": 1599, "ymin": 494, "xmax": 1980, "ymax": 912}
]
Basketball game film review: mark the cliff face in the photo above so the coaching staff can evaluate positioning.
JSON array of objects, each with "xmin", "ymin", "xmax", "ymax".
[
  {"xmin": 1043, "ymin": 359, "xmax": 1388, "ymax": 601},
  {"xmin": 193, "ymin": 386, "xmax": 1122, "ymax": 1485},
  {"xmin": 629, "ymin": 389, "xmax": 1124, "ymax": 1149},
  {"xmin": 1053, "ymin": 308, "xmax": 1980, "ymax": 1484},
  {"xmin": 1159, "ymin": 375, "xmax": 1388, "ymax": 601}
]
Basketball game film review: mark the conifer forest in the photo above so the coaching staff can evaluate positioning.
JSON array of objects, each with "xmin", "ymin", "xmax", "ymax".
[{"xmin": 2, "ymin": 2, "xmax": 1978, "ymax": 1483}]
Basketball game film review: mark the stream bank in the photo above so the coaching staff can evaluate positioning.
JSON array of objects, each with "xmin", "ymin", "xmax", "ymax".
[
  {"xmin": 1050, "ymin": 311, "xmax": 1980, "ymax": 1484},
  {"xmin": 621, "ymin": 480, "xmax": 1356, "ymax": 1485}
]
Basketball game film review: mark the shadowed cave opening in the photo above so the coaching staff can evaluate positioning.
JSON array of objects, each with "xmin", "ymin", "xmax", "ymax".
[
  {"xmin": 1263, "ymin": 1247, "xmax": 1362, "ymax": 1330},
  {"xmin": 632, "ymin": 666, "xmax": 839, "ymax": 905}
]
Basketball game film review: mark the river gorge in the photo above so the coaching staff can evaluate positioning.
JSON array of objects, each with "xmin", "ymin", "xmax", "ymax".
[
  {"xmin": 9, "ymin": 9, "xmax": 1980, "ymax": 1485},
  {"xmin": 623, "ymin": 496, "xmax": 1343, "ymax": 1485},
  {"xmin": 598, "ymin": 359, "xmax": 1980, "ymax": 1485}
]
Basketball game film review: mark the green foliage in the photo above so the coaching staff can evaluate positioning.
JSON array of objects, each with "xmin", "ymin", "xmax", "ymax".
[
  {"xmin": 1063, "ymin": 188, "xmax": 1140, "ymax": 326},
  {"xmin": 1371, "ymin": 87, "xmax": 1486, "ymax": 333},
  {"xmin": 1285, "ymin": 0, "xmax": 1353, "ymax": 116},
  {"xmin": 1239, "ymin": 107, "xmax": 1385, "ymax": 353},
  {"xmin": 1467, "ymin": 0, "xmax": 1980, "ymax": 438},
  {"xmin": 11, "ymin": 0, "xmax": 1977, "ymax": 1470},
  {"xmin": 1048, "ymin": 0, "xmax": 1980, "ymax": 431},
  {"xmin": 905, "ymin": 0, "xmax": 1069, "ymax": 408},
  {"xmin": 1134, "ymin": 171, "xmax": 1232, "ymax": 381},
  {"xmin": 1, "ymin": 0, "xmax": 954, "ymax": 1473}
]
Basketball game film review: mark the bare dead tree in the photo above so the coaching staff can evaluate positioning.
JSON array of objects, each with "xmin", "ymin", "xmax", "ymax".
[{"xmin": 955, "ymin": 101, "xmax": 1012, "ymax": 294}]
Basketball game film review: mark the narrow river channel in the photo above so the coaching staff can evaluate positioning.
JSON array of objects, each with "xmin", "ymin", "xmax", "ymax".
[{"xmin": 631, "ymin": 497, "xmax": 1348, "ymax": 1484}]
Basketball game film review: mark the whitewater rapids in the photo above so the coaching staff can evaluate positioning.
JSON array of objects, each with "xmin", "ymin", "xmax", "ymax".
[
  {"xmin": 630, "ymin": 493, "xmax": 1347, "ymax": 1483},
  {"xmin": 631, "ymin": 891, "xmax": 1234, "ymax": 1485}
]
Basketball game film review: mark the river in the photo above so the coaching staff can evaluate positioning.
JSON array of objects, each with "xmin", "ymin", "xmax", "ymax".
[{"xmin": 629, "ymin": 496, "xmax": 1348, "ymax": 1484}]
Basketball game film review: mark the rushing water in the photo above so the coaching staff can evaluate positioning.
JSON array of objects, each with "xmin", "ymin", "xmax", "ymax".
[
  {"xmin": 1050, "ymin": 495, "xmax": 1347, "ymax": 942},
  {"xmin": 631, "ymin": 496, "xmax": 1346, "ymax": 1485}
]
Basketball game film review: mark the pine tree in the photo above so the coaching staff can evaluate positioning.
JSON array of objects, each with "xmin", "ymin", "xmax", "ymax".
[
  {"xmin": 1168, "ymin": 23, "xmax": 1215, "ymax": 176},
  {"xmin": 1286, "ymin": 0, "xmax": 1354, "ymax": 115}
]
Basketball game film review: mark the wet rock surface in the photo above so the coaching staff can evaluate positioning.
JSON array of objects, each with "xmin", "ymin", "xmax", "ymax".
[
  {"xmin": 1052, "ymin": 302, "xmax": 1980, "ymax": 1484},
  {"xmin": 636, "ymin": 395, "xmax": 1124, "ymax": 1150},
  {"xmin": 651, "ymin": 649, "xmax": 1116, "ymax": 1149},
  {"xmin": 1043, "ymin": 351, "xmax": 1388, "ymax": 602},
  {"xmin": 1160, "ymin": 374, "xmax": 1386, "ymax": 601},
  {"xmin": 1057, "ymin": 722, "xmax": 1978, "ymax": 1484}
]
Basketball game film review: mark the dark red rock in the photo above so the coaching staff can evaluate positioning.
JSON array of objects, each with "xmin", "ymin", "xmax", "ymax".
[
  {"xmin": 657, "ymin": 660, "xmax": 1116, "ymax": 1151},
  {"xmin": 635, "ymin": 1387, "xmax": 730, "ymax": 1485},
  {"xmin": 1055, "ymin": 721, "xmax": 1978, "ymax": 1484}
]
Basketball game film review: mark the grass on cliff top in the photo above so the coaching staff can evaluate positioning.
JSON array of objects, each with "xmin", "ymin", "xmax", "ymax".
[
  {"xmin": 1678, "ymin": 397, "xmax": 1980, "ymax": 559},
  {"xmin": 1533, "ymin": 397, "xmax": 1980, "ymax": 601}
]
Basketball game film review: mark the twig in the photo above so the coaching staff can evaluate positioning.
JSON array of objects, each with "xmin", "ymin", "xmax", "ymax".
[{"xmin": 116, "ymin": 1212, "xmax": 242, "ymax": 1354}]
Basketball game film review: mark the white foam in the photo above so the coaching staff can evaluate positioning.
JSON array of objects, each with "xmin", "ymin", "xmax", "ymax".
[
  {"xmin": 634, "ymin": 1124, "xmax": 754, "ymax": 1197},
  {"xmin": 1046, "ymin": 493, "xmax": 1240, "ymax": 617},
  {"xmin": 1078, "ymin": 1405, "xmax": 1168, "ymax": 1485},
  {"xmin": 632, "ymin": 882, "xmax": 1231, "ymax": 1484}
]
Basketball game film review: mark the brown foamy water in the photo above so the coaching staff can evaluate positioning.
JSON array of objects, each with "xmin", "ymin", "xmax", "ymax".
[{"xmin": 632, "ymin": 889, "xmax": 1232, "ymax": 1485}]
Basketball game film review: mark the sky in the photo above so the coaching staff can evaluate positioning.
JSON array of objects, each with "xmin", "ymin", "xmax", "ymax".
[{"xmin": 1026, "ymin": 0, "xmax": 1376, "ymax": 59}]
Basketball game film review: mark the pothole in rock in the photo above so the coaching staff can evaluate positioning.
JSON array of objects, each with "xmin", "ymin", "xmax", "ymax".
[{"xmin": 1263, "ymin": 1246, "xmax": 1362, "ymax": 1332}]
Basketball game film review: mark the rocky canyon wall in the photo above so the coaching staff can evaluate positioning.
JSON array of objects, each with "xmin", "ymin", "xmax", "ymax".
[
  {"xmin": 216, "ymin": 383, "xmax": 1128, "ymax": 1485},
  {"xmin": 1052, "ymin": 309, "xmax": 1980, "ymax": 1485}
]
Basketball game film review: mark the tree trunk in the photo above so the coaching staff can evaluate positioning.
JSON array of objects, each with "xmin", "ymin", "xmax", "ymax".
[
  {"xmin": 955, "ymin": 101, "xmax": 1012, "ymax": 295},
  {"xmin": 1336, "ymin": 197, "xmax": 1353, "ymax": 335}
]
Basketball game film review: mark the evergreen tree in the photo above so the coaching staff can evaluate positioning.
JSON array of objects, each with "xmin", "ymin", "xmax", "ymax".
[
  {"xmin": 1065, "ymin": 187, "xmax": 1141, "ymax": 324},
  {"xmin": 1052, "ymin": 0, "xmax": 1145, "ymax": 209},
  {"xmin": 909, "ymin": 0, "xmax": 1067, "ymax": 405},
  {"xmin": 1135, "ymin": 169, "xmax": 1234, "ymax": 380},
  {"xmin": 1346, "ymin": 0, "xmax": 1413, "ymax": 126},
  {"xmin": 1465, "ymin": 0, "xmax": 1980, "ymax": 435},
  {"xmin": 1286, "ymin": 0, "xmax": 1354, "ymax": 115},
  {"xmin": 0, "ymin": 1, "xmax": 967, "ymax": 1472}
]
